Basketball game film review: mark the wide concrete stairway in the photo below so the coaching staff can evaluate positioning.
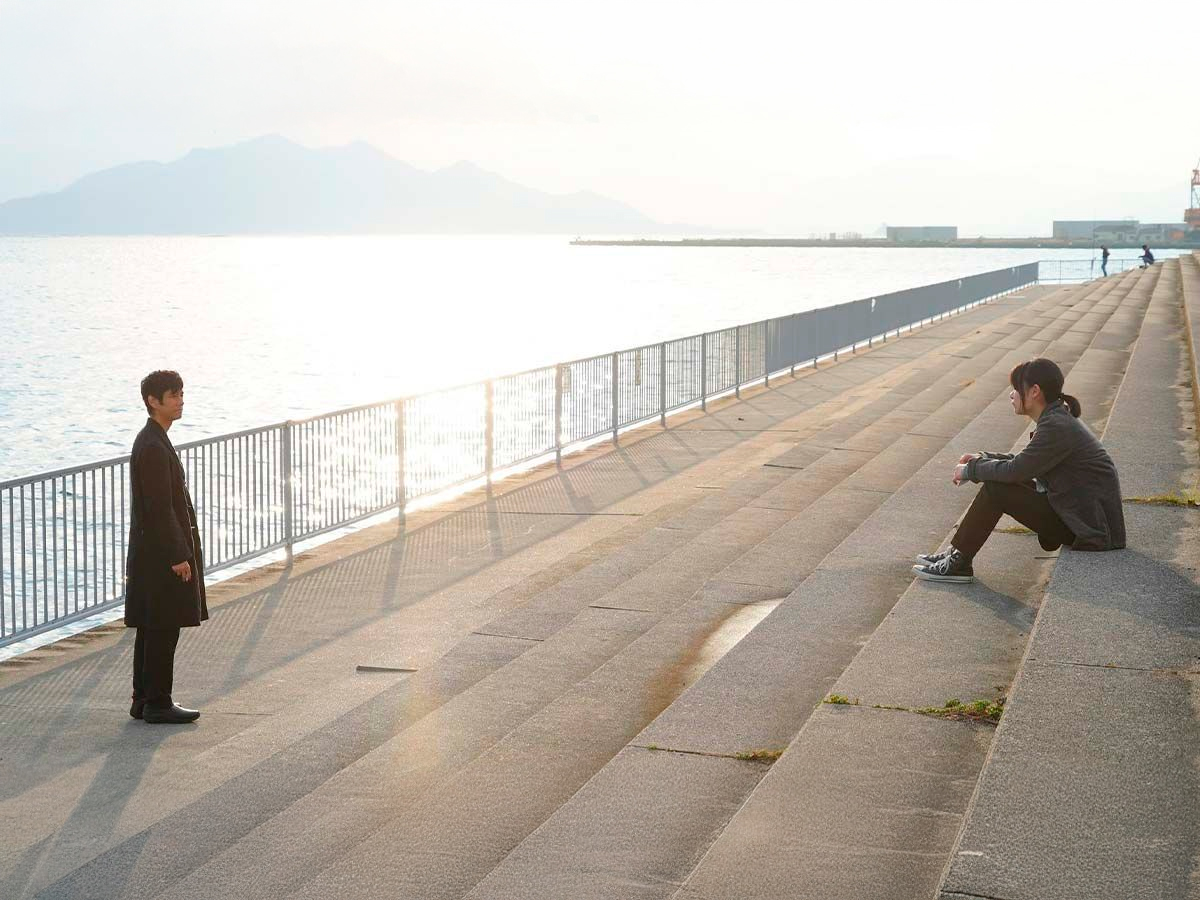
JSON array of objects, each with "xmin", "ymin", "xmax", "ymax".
[
  {"xmin": 0, "ymin": 262, "xmax": 1179, "ymax": 900},
  {"xmin": 932, "ymin": 254, "xmax": 1200, "ymax": 900}
]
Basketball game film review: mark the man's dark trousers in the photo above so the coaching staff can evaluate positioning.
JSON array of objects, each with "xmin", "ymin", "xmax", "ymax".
[
  {"xmin": 952, "ymin": 480, "xmax": 1075, "ymax": 558},
  {"xmin": 133, "ymin": 626, "xmax": 181, "ymax": 707}
]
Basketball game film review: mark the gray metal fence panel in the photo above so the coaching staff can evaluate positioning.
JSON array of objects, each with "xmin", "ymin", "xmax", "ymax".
[
  {"xmin": 178, "ymin": 425, "xmax": 289, "ymax": 569},
  {"xmin": 402, "ymin": 385, "xmax": 487, "ymax": 502},
  {"xmin": 617, "ymin": 343, "xmax": 664, "ymax": 427},
  {"xmin": 665, "ymin": 336, "xmax": 702, "ymax": 410},
  {"xmin": 737, "ymin": 322, "xmax": 766, "ymax": 385},
  {"xmin": 561, "ymin": 354, "xmax": 613, "ymax": 445},
  {"xmin": 492, "ymin": 367, "xmax": 557, "ymax": 470},
  {"xmin": 706, "ymin": 327, "xmax": 738, "ymax": 395},
  {"xmin": 766, "ymin": 315, "xmax": 799, "ymax": 373},
  {"xmin": 792, "ymin": 310, "xmax": 818, "ymax": 366}
]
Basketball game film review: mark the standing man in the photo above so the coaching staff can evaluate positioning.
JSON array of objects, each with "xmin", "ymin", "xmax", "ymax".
[
  {"xmin": 1101, "ymin": 245, "xmax": 1110, "ymax": 277},
  {"xmin": 125, "ymin": 370, "xmax": 207, "ymax": 724}
]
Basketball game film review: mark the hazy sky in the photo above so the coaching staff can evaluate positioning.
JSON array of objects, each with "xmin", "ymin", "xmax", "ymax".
[{"xmin": 2, "ymin": 0, "xmax": 1196, "ymax": 235}]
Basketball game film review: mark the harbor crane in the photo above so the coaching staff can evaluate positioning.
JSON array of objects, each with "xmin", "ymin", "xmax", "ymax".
[{"xmin": 1187, "ymin": 156, "xmax": 1200, "ymax": 233}]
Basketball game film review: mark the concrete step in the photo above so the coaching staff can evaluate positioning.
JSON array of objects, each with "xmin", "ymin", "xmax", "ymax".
[
  {"xmin": 669, "ymin": 271, "xmax": 1153, "ymax": 900},
  {"xmin": 0, "ymin": 282, "xmax": 1107, "ymax": 898},
  {"xmin": 936, "ymin": 259, "xmax": 1200, "ymax": 899},
  {"xmin": 452, "ymin": 271, "xmax": 1151, "ymax": 900},
  {"xmin": 403, "ymin": 277, "xmax": 1152, "ymax": 900}
]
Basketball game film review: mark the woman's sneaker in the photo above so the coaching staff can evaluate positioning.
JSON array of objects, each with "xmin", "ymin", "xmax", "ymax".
[
  {"xmin": 915, "ymin": 547, "xmax": 952, "ymax": 566},
  {"xmin": 912, "ymin": 548, "xmax": 975, "ymax": 583}
]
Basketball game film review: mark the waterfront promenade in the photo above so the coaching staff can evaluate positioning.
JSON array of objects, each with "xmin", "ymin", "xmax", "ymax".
[{"xmin": 1, "ymin": 257, "xmax": 1198, "ymax": 899}]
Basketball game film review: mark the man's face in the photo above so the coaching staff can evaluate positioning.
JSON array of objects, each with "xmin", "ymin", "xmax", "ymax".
[{"xmin": 150, "ymin": 388, "xmax": 184, "ymax": 421}]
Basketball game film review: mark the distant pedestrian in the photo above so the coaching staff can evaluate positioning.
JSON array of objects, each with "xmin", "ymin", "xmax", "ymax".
[
  {"xmin": 125, "ymin": 370, "xmax": 207, "ymax": 724},
  {"xmin": 1101, "ymin": 245, "xmax": 1110, "ymax": 277},
  {"xmin": 912, "ymin": 358, "xmax": 1125, "ymax": 583},
  {"xmin": 1140, "ymin": 244, "xmax": 1155, "ymax": 268}
]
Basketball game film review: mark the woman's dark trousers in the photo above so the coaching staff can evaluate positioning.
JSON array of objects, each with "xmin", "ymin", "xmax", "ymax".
[
  {"xmin": 952, "ymin": 481, "xmax": 1075, "ymax": 559},
  {"xmin": 133, "ymin": 626, "xmax": 181, "ymax": 707}
]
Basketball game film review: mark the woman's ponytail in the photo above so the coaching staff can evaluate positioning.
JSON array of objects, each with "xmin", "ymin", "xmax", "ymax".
[{"xmin": 1061, "ymin": 392, "xmax": 1081, "ymax": 417}]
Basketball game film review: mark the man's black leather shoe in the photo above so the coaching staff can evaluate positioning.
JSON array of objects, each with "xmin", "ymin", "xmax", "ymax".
[
  {"xmin": 130, "ymin": 698, "xmax": 145, "ymax": 719},
  {"xmin": 143, "ymin": 704, "xmax": 200, "ymax": 724}
]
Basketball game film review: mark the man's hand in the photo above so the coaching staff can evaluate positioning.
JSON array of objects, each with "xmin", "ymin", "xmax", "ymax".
[
  {"xmin": 958, "ymin": 452, "xmax": 980, "ymax": 464},
  {"xmin": 171, "ymin": 560, "xmax": 192, "ymax": 582}
]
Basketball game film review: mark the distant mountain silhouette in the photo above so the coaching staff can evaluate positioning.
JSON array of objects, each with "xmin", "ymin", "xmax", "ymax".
[{"xmin": 0, "ymin": 135, "xmax": 660, "ymax": 235}]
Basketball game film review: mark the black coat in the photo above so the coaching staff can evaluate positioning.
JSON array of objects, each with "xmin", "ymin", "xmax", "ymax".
[{"xmin": 125, "ymin": 419, "xmax": 208, "ymax": 628}]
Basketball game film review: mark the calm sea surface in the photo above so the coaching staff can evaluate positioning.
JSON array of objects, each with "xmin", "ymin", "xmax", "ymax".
[{"xmin": 0, "ymin": 236, "xmax": 1167, "ymax": 480}]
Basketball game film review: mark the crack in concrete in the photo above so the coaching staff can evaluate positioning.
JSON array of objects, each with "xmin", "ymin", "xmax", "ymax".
[
  {"xmin": 630, "ymin": 742, "xmax": 781, "ymax": 764},
  {"xmin": 461, "ymin": 510, "xmax": 645, "ymax": 517},
  {"xmin": 1030, "ymin": 658, "xmax": 1200, "ymax": 676},
  {"xmin": 470, "ymin": 631, "xmax": 543, "ymax": 642}
]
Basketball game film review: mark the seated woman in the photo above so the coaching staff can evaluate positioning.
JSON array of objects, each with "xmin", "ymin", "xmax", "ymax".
[{"xmin": 913, "ymin": 357, "xmax": 1125, "ymax": 583}]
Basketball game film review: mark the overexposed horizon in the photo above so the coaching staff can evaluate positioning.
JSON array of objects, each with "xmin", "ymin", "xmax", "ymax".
[{"xmin": 1, "ymin": 0, "xmax": 1196, "ymax": 235}]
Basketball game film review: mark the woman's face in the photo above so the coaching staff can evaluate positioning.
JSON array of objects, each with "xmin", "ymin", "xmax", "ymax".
[
  {"xmin": 1009, "ymin": 385, "xmax": 1024, "ymax": 415},
  {"xmin": 1009, "ymin": 383, "xmax": 1041, "ymax": 416}
]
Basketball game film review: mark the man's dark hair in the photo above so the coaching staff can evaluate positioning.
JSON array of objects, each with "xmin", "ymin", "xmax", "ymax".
[{"xmin": 141, "ymin": 370, "xmax": 183, "ymax": 414}]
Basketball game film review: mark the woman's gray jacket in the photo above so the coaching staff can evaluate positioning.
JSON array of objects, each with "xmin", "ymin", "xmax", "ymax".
[{"xmin": 965, "ymin": 399, "xmax": 1125, "ymax": 550}]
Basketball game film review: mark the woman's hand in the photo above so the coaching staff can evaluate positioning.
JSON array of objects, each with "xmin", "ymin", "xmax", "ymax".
[{"xmin": 952, "ymin": 453, "xmax": 978, "ymax": 485}]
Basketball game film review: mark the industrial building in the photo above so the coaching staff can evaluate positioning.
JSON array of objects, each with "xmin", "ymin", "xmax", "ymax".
[
  {"xmin": 1052, "ymin": 220, "xmax": 1138, "ymax": 240},
  {"xmin": 885, "ymin": 226, "xmax": 957, "ymax": 241},
  {"xmin": 1052, "ymin": 219, "xmax": 1190, "ymax": 242},
  {"xmin": 1053, "ymin": 162, "xmax": 1200, "ymax": 243}
]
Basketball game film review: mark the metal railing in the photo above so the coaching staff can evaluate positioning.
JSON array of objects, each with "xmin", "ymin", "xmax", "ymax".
[
  {"xmin": 1036, "ymin": 257, "xmax": 1148, "ymax": 283},
  {"xmin": 0, "ymin": 262, "xmax": 1040, "ymax": 647}
]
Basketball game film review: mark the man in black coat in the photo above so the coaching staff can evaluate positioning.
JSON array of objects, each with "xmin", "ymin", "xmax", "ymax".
[{"xmin": 125, "ymin": 370, "xmax": 207, "ymax": 724}]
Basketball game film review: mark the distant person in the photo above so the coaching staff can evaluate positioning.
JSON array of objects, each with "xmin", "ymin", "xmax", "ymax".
[
  {"xmin": 912, "ymin": 358, "xmax": 1125, "ymax": 583},
  {"xmin": 125, "ymin": 370, "xmax": 207, "ymax": 724},
  {"xmin": 1101, "ymin": 245, "xmax": 1110, "ymax": 277},
  {"xmin": 1141, "ymin": 244, "xmax": 1155, "ymax": 268}
]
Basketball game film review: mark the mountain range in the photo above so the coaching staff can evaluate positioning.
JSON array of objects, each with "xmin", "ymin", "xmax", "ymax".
[{"xmin": 0, "ymin": 135, "xmax": 661, "ymax": 235}]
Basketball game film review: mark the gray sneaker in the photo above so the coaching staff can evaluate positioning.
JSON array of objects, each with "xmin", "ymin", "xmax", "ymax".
[{"xmin": 912, "ymin": 548, "xmax": 975, "ymax": 583}]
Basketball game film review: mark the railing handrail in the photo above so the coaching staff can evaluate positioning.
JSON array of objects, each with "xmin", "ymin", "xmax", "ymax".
[{"xmin": 1, "ymin": 260, "xmax": 1047, "ymax": 649}]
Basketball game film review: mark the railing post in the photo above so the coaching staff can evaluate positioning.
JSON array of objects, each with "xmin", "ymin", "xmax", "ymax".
[
  {"xmin": 789, "ymin": 318, "xmax": 796, "ymax": 376},
  {"xmin": 554, "ymin": 364, "xmax": 563, "ymax": 464},
  {"xmin": 394, "ymin": 398, "xmax": 406, "ymax": 524},
  {"xmin": 700, "ymin": 333, "xmax": 708, "ymax": 412},
  {"xmin": 281, "ymin": 422, "xmax": 294, "ymax": 563},
  {"xmin": 484, "ymin": 380, "xmax": 495, "ymax": 485},
  {"xmin": 763, "ymin": 323, "xmax": 770, "ymax": 387},
  {"xmin": 734, "ymin": 327, "xmax": 741, "ymax": 399},
  {"xmin": 659, "ymin": 342, "xmax": 668, "ymax": 427},
  {"xmin": 611, "ymin": 352, "xmax": 619, "ymax": 446}
]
